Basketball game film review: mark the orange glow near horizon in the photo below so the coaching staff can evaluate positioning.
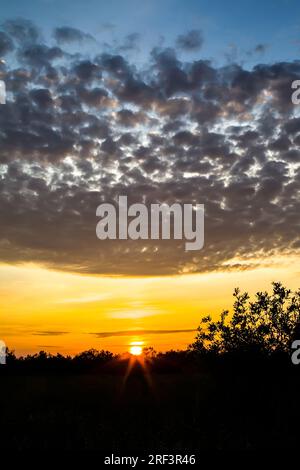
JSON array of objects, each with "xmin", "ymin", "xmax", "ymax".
[{"xmin": 1, "ymin": 256, "xmax": 300, "ymax": 356}]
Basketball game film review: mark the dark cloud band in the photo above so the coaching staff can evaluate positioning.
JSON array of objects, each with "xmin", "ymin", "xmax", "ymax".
[{"xmin": 92, "ymin": 329, "xmax": 196, "ymax": 338}]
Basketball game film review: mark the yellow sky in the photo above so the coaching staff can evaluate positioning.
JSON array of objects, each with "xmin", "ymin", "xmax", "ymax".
[{"xmin": 1, "ymin": 256, "xmax": 299, "ymax": 356}]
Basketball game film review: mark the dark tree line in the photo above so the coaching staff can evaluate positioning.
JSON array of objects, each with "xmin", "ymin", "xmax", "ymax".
[{"xmin": 3, "ymin": 348, "xmax": 117, "ymax": 373}]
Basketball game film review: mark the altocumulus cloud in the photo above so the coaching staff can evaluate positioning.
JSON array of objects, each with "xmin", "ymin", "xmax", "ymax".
[
  {"xmin": 0, "ymin": 19, "xmax": 300, "ymax": 276},
  {"xmin": 176, "ymin": 30, "xmax": 204, "ymax": 51}
]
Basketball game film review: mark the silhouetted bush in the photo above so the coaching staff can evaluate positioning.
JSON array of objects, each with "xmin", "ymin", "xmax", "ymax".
[{"xmin": 189, "ymin": 282, "xmax": 300, "ymax": 357}]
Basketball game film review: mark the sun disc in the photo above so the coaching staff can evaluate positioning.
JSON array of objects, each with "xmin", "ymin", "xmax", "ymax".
[{"xmin": 130, "ymin": 345, "xmax": 142, "ymax": 356}]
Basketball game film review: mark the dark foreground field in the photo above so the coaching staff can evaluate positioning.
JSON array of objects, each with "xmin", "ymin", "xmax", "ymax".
[{"xmin": 1, "ymin": 359, "xmax": 300, "ymax": 450}]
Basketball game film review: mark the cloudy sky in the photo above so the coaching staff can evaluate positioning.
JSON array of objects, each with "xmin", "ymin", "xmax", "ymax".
[{"xmin": 1, "ymin": 0, "xmax": 300, "ymax": 354}]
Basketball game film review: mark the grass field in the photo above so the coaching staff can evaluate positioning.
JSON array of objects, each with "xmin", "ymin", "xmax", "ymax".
[{"xmin": 1, "ymin": 362, "xmax": 299, "ymax": 450}]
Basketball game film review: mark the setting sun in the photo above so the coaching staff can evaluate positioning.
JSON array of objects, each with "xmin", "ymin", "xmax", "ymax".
[{"xmin": 130, "ymin": 345, "xmax": 142, "ymax": 356}]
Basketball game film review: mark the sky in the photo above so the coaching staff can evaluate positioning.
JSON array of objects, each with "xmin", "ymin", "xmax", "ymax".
[
  {"xmin": 2, "ymin": 0, "xmax": 300, "ymax": 66},
  {"xmin": 0, "ymin": 0, "xmax": 300, "ymax": 355}
]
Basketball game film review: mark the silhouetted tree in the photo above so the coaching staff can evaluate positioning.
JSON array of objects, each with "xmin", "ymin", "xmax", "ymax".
[
  {"xmin": 73, "ymin": 348, "xmax": 115, "ymax": 365},
  {"xmin": 143, "ymin": 347, "xmax": 157, "ymax": 359},
  {"xmin": 189, "ymin": 282, "xmax": 300, "ymax": 356},
  {"xmin": 5, "ymin": 348, "xmax": 17, "ymax": 365}
]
